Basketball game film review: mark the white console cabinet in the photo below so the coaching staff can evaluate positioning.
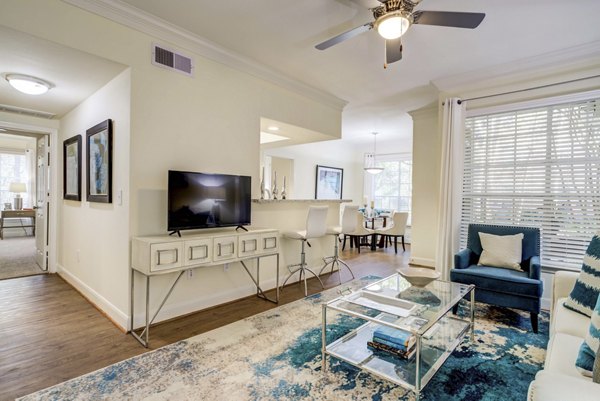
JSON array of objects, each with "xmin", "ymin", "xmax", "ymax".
[
  {"xmin": 130, "ymin": 228, "xmax": 279, "ymax": 347},
  {"xmin": 132, "ymin": 228, "xmax": 278, "ymax": 274}
]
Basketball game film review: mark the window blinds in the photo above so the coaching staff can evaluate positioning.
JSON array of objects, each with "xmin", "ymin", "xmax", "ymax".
[{"xmin": 462, "ymin": 98, "xmax": 600, "ymax": 270}]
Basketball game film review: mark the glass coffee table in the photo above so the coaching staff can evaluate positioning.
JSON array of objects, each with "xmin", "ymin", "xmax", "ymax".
[{"xmin": 321, "ymin": 273, "xmax": 475, "ymax": 401}]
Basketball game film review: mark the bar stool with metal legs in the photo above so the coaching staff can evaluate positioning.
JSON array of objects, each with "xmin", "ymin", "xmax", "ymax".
[
  {"xmin": 320, "ymin": 204, "xmax": 358, "ymax": 284},
  {"xmin": 280, "ymin": 205, "xmax": 329, "ymax": 297}
]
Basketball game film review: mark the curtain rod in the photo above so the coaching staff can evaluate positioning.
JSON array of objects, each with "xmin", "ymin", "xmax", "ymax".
[{"xmin": 453, "ymin": 74, "xmax": 600, "ymax": 105}]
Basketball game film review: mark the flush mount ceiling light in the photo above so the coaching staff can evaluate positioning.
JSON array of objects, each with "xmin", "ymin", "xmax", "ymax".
[
  {"xmin": 375, "ymin": 12, "xmax": 411, "ymax": 40},
  {"xmin": 267, "ymin": 125, "xmax": 280, "ymax": 132},
  {"xmin": 364, "ymin": 132, "xmax": 384, "ymax": 175},
  {"xmin": 4, "ymin": 74, "xmax": 53, "ymax": 95}
]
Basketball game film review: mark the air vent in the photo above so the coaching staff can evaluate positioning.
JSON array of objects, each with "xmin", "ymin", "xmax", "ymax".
[
  {"xmin": 152, "ymin": 44, "xmax": 194, "ymax": 76},
  {"xmin": 0, "ymin": 104, "xmax": 56, "ymax": 119}
]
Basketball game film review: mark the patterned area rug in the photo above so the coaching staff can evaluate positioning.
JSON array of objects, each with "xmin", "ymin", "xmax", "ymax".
[{"xmin": 19, "ymin": 277, "xmax": 549, "ymax": 401}]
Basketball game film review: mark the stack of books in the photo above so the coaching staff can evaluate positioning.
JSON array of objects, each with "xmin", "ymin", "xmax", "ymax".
[{"xmin": 367, "ymin": 325, "xmax": 416, "ymax": 359}]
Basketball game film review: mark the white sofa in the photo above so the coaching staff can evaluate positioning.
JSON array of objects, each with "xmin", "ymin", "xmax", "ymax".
[{"xmin": 528, "ymin": 271, "xmax": 600, "ymax": 400}]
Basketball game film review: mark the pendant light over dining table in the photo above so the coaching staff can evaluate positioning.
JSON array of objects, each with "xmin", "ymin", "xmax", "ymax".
[{"xmin": 364, "ymin": 132, "xmax": 384, "ymax": 175}]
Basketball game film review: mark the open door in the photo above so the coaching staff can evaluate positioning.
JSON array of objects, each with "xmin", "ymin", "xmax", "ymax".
[{"xmin": 35, "ymin": 136, "xmax": 48, "ymax": 271}]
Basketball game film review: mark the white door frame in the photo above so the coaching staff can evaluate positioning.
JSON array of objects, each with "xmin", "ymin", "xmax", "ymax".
[{"xmin": 0, "ymin": 118, "xmax": 58, "ymax": 273}]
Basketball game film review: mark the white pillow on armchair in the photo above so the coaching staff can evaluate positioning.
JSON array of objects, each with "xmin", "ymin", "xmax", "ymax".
[{"xmin": 477, "ymin": 232, "xmax": 524, "ymax": 271}]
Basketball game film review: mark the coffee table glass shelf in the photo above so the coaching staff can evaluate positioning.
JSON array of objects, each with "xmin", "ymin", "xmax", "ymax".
[{"xmin": 321, "ymin": 274, "xmax": 474, "ymax": 401}]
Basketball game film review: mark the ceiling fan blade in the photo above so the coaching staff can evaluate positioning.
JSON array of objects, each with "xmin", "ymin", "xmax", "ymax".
[
  {"xmin": 412, "ymin": 11, "xmax": 485, "ymax": 29},
  {"xmin": 315, "ymin": 22, "xmax": 373, "ymax": 50},
  {"xmin": 385, "ymin": 38, "xmax": 402, "ymax": 64}
]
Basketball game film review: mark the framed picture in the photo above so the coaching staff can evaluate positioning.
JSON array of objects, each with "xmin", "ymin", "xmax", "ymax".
[
  {"xmin": 86, "ymin": 119, "xmax": 113, "ymax": 203},
  {"xmin": 63, "ymin": 135, "xmax": 82, "ymax": 201},
  {"xmin": 315, "ymin": 165, "xmax": 343, "ymax": 199}
]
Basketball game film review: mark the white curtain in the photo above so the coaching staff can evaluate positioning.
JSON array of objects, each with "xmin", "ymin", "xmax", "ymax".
[{"xmin": 435, "ymin": 98, "xmax": 465, "ymax": 279}]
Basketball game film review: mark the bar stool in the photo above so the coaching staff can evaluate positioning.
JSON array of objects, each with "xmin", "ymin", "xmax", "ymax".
[
  {"xmin": 281, "ymin": 205, "xmax": 329, "ymax": 297},
  {"xmin": 320, "ymin": 205, "xmax": 358, "ymax": 284}
]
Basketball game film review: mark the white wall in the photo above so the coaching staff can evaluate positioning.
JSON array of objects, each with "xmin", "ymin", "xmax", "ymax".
[
  {"xmin": 1, "ymin": 0, "xmax": 344, "ymax": 329},
  {"xmin": 0, "ymin": 135, "xmax": 36, "ymax": 151},
  {"xmin": 58, "ymin": 69, "xmax": 131, "ymax": 325},
  {"xmin": 407, "ymin": 105, "xmax": 439, "ymax": 267},
  {"xmin": 264, "ymin": 140, "xmax": 364, "ymax": 204}
]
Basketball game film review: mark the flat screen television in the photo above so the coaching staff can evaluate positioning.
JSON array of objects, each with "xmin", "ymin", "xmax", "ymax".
[{"xmin": 168, "ymin": 170, "xmax": 251, "ymax": 233}]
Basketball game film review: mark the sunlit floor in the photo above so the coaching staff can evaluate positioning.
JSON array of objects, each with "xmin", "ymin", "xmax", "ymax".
[{"xmin": 0, "ymin": 233, "xmax": 43, "ymax": 280}]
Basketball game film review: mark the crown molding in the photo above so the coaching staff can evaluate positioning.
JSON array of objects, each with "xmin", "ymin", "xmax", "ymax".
[
  {"xmin": 407, "ymin": 102, "xmax": 438, "ymax": 119},
  {"xmin": 432, "ymin": 40, "xmax": 600, "ymax": 94},
  {"xmin": 62, "ymin": 0, "xmax": 348, "ymax": 111}
]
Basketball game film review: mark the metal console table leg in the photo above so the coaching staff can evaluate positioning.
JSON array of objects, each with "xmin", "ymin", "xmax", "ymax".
[
  {"xmin": 130, "ymin": 252, "xmax": 280, "ymax": 347},
  {"xmin": 240, "ymin": 253, "xmax": 279, "ymax": 304},
  {"xmin": 130, "ymin": 269, "xmax": 186, "ymax": 348}
]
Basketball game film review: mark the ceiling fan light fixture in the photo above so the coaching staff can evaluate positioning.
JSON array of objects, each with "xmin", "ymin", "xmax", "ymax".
[
  {"xmin": 4, "ymin": 74, "xmax": 53, "ymax": 95},
  {"xmin": 376, "ymin": 12, "xmax": 410, "ymax": 40}
]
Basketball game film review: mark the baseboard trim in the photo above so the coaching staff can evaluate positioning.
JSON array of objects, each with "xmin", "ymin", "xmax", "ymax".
[
  {"xmin": 541, "ymin": 298, "xmax": 551, "ymax": 311},
  {"xmin": 57, "ymin": 264, "xmax": 128, "ymax": 331},
  {"xmin": 58, "ymin": 263, "xmax": 326, "ymax": 333},
  {"xmin": 409, "ymin": 257, "xmax": 435, "ymax": 268}
]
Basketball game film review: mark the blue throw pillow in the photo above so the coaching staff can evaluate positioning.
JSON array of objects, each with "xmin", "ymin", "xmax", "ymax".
[
  {"xmin": 564, "ymin": 234, "xmax": 600, "ymax": 317},
  {"xmin": 576, "ymin": 294, "xmax": 600, "ymax": 376}
]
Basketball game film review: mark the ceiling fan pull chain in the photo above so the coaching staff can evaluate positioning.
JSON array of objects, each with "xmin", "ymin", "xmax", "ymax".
[{"xmin": 384, "ymin": 41, "xmax": 388, "ymax": 69}]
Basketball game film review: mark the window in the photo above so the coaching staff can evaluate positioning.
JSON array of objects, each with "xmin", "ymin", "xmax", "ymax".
[
  {"xmin": 368, "ymin": 154, "xmax": 412, "ymax": 222},
  {"xmin": 0, "ymin": 150, "xmax": 30, "ymax": 207},
  {"xmin": 462, "ymin": 97, "xmax": 600, "ymax": 270}
]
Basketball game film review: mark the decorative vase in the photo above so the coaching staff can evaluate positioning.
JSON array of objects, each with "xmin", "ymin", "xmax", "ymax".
[
  {"xmin": 281, "ymin": 176, "xmax": 287, "ymax": 200},
  {"xmin": 272, "ymin": 171, "xmax": 278, "ymax": 200}
]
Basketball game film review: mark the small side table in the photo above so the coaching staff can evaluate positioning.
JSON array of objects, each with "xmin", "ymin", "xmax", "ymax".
[{"xmin": 0, "ymin": 209, "xmax": 36, "ymax": 240}]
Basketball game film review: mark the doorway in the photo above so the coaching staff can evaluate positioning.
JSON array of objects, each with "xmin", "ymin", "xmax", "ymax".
[{"xmin": 0, "ymin": 128, "xmax": 50, "ymax": 280}]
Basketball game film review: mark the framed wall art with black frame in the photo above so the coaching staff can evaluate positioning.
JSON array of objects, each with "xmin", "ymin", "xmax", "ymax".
[
  {"xmin": 86, "ymin": 119, "xmax": 113, "ymax": 203},
  {"xmin": 315, "ymin": 165, "xmax": 343, "ymax": 200},
  {"xmin": 63, "ymin": 135, "xmax": 82, "ymax": 201}
]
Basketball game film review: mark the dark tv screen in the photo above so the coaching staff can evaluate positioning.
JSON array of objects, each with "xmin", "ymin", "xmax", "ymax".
[{"xmin": 168, "ymin": 171, "xmax": 251, "ymax": 231}]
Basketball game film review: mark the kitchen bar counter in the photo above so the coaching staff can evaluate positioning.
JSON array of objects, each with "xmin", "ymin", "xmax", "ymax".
[{"xmin": 252, "ymin": 199, "xmax": 352, "ymax": 204}]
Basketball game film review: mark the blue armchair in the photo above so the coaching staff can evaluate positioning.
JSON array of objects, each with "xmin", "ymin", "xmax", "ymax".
[{"xmin": 450, "ymin": 224, "xmax": 543, "ymax": 332}]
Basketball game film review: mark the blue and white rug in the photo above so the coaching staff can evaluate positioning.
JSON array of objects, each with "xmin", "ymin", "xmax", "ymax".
[{"xmin": 20, "ymin": 277, "xmax": 548, "ymax": 401}]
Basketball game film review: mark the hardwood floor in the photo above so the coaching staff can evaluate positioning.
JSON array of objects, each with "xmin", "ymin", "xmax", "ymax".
[{"xmin": 0, "ymin": 246, "xmax": 410, "ymax": 400}]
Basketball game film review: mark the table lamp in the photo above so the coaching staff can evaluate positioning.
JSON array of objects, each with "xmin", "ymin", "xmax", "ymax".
[{"xmin": 9, "ymin": 182, "xmax": 26, "ymax": 210}]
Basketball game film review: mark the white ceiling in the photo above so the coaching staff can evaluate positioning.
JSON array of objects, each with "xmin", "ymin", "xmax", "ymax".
[
  {"xmin": 0, "ymin": 26, "xmax": 126, "ymax": 119},
  {"xmin": 119, "ymin": 0, "xmax": 600, "ymax": 145},
  {"xmin": 2, "ymin": 1, "xmax": 600, "ymax": 147}
]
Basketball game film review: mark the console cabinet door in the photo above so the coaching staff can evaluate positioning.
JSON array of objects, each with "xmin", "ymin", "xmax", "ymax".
[
  {"xmin": 238, "ymin": 234, "xmax": 260, "ymax": 257},
  {"xmin": 213, "ymin": 236, "xmax": 237, "ymax": 261},
  {"xmin": 260, "ymin": 232, "xmax": 279, "ymax": 253},
  {"xmin": 184, "ymin": 238, "xmax": 212, "ymax": 266},
  {"xmin": 150, "ymin": 242, "xmax": 183, "ymax": 272}
]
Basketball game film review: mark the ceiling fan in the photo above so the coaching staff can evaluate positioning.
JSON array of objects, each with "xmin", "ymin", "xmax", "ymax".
[{"xmin": 315, "ymin": 0, "xmax": 485, "ymax": 67}]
